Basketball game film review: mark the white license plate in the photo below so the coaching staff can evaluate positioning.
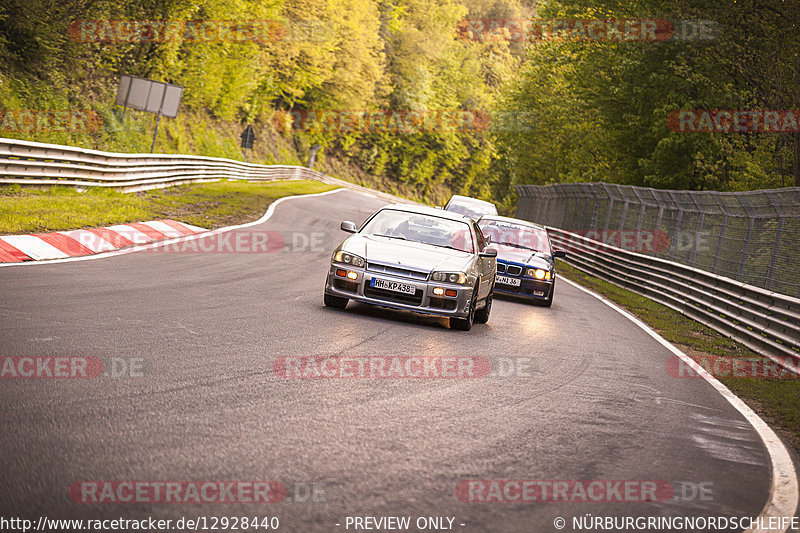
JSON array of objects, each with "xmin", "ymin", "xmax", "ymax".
[
  {"xmin": 496, "ymin": 275, "xmax": 520, "ymax": 287},
  {"xmin": 533, "ymin": 290, "xmax": 545, "ymax": 296},
  {"xmin": 371, "ymin": 277, "xmax": 416, "ymax": 295}
]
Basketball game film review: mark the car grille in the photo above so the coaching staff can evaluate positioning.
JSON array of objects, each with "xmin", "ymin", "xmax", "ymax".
[
  {"xmin": 367, "ymin": 262, "xmax": 429, "ymax": 281},
  {"xmin": 497, "ymin": 262, "xmax": 522, "ymax": 276},
  {"xmin": 364, "ymin": 286, "xmax": 424, "ymax": 306}
]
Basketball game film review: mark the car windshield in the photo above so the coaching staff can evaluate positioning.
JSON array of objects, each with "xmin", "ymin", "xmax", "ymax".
[
  {"xmin": 479, "ymin": 220, "xmax": 551, "ymax": 254},
  {"xmin": 361, "ymin": 209, "xmax": 474, "ymax": 253}
]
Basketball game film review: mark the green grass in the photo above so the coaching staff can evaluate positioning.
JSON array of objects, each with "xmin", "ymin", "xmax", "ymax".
[
  {"xmin": 556, "ymin": 259, "xmax": 800, "ymax": 453},
  {"xmin": 0, "ymin": 184, "xmax": 151, "ymax": 234},
  {"xmin": 0, "ymin": 180, "xmax": 336, "ymax": 234},
  {"xmin": 141, "ymin": 179, "xmax": 336, "ymax": 229}
]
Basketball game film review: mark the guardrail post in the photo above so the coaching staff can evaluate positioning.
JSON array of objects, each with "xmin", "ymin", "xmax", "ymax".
[
  {"xmin": 532, "ymin": 186, "xmax": 543, "ymax": 222},
  {"xmin": 667, "ymin": 191, "xmax": 683, "ymax": 262},
  {"xmin": 516, "ymin": 186, "xmax": 532, "ymax": 221},
  {"xmin": 654, "ymin": 204, "xmax": 664, "ymax": 235},
  {"xmin": 688, "ymin": 193, "xmax": 704, "ymax": 267},
  {"xmin": 765, "ymin": 216, "xmax": 786, "ymax": 292},
  {"xmin": 532, "ymin": 187, "xmax": 543, "ymax": 222},
  {"xmin": 710, "ymin": 192, "xmax": 729, "ymax": 275},
  {"xmin": 559, "ymin": 186, "xmax": 571, "ymax": 229},
  {"xmin": 632, "ymin": 188, "xmax": 646, "ymax": 235},
  {"xmin": 548, "ymin": 186, "xmax": 560, "ymax": 227},
  {"xmin": 539, "ymin": 187, "xmax": 549, "ymax": 225},
  {"xmin": 602, "ymin": 183, "xmax": 615, "ymax": 231},
  {"xmin": 556, "ymin": 186, "xmax": 567, "ymax": 228},
  {"xmin": 526, "ymin": 187, "xmax": 538, "ymax": 222},
  {"xmin": 737, "ymin": 194, "xmax": 755, "ymax": 283},
  {"xmin": 589, "ymin": 184, "xmax": 601, "ymax": 231},
  {"xmin": 765, "ymin": 192, "xmax": 786, "ymax": 292}
]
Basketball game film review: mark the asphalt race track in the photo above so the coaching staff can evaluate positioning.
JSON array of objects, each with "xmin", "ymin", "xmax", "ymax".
[{"xmin": 0, "ymin": 189, "xmax": 796, "ymax": 532}]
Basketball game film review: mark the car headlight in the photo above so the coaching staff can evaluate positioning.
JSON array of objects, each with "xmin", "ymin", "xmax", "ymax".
[
  {"xmin": 431, "ymin": 272, "xmax": 467, "ymax": 284},
  {"xmin": 526, "ymin": 268, "xmax": 551, "ymax": 280},
  {"xmin": 334, "ymin": 251, "xmax": 365, "ymax": 268}
]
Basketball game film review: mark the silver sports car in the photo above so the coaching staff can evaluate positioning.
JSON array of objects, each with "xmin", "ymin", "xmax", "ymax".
[{"xmin": 324, "ymin": 204, "xmax": 497, "ymax": 330}]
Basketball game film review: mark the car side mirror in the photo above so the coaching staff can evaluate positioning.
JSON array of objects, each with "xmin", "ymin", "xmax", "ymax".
[
  {"xmin": 480, "ymin": 247, "xmax": 498, "ymax": 258},
  {"xmin": 553, "ymin": 250, "xmax": 567, "ymax": 258},
  {"xmin": 340, "ymin": 221, "xmax": 357, "ymax": 233}
]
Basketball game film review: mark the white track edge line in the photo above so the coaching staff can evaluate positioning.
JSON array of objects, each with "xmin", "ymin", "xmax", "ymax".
[
  {"xmin": 558, "ymin": 275, "xmax": 799, "ymax": 531},
  {"xmin": 0, "ymin": 188, "xmax": 348, "ymax": 267}
]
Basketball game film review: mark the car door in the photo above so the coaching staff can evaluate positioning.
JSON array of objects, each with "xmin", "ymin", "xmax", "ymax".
[{"xmin": 473, "ymin": 222, "xmax": 495, "ymax": 300}]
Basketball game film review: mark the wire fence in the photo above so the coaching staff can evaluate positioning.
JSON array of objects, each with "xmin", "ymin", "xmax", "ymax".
[{"xmin": 515, "ymin": 183, "xmax": 800, "ymax": 298}]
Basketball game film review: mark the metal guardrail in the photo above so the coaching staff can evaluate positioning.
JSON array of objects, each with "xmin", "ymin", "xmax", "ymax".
[
  {"xmin": 545, "ymin": 226, "xmax": 800, "ymax": 374},
  {"xmin": 0, "ymin": 138, "xmax": 311, "ymax": 190},
  {"xmin": 0, "ymin": 137, "xmax": 412, "ymax": 204},
  {"xmin": 515, "ymin": 182, "xmax": 800, "ymax": 298}
]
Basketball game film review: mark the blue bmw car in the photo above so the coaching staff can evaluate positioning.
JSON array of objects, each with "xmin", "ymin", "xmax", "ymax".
[{"xmin": 477, "ymin": 216, "xmax": 566, "ymax": 307}]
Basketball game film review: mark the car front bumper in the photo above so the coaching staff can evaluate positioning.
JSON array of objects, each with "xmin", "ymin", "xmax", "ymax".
[
  {"xmin": 324, "ymin": 263, "xmax": 475, "ymax": 319},
  {"xmin": 494, "ymin": 276, "xmax": 554, "ymax": 301}
]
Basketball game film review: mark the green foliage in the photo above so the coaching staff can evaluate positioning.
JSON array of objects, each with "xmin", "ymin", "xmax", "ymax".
[
  {"xmin": 0, "ymin": 0, "xmax": 529, "ymax": 206},
  {"xmin": 498, "ymin": 0, "xmax": 800, "ymax": 195},
  {"xmin": 3, "ymin": 0, "xmax": 794, "ymax": 210}
]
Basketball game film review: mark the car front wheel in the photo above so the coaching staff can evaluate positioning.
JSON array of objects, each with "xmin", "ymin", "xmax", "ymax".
[
  {"xmin": 451, "ymin": 287, "xmax": 477, "ymax": 331},
  {"xmin": 475, "ymin": 292, "xmax": 492, "ymax": 324},
  {"xmin": 324, "ymin": 293, "xmax": 348, "ymax": 309}
]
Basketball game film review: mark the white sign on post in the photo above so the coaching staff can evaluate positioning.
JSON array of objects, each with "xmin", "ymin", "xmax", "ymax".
[{"xmin": 115, "ymin": 74, "xmax": 184, "ymax": 151}]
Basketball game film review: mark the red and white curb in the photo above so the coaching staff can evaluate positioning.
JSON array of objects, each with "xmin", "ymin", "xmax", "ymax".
[{"xmin": 0, "ymin": 220, "xmax": 206, "ymax": 262}]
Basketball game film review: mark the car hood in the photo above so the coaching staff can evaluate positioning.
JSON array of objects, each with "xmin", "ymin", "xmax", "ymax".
[
  {"xmin": 342, "ymin": 234, "xmax": 473, "ymax": 272},
  {"xmin": 494, "ymin": 245, "xmax": 553, "ymax": 269}
]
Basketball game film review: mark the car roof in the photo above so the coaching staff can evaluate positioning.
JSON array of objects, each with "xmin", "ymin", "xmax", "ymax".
[
  {"xmin": 381, "ymin": 203, "xmax": 477, "ymax": 223},
  {"xmin": 478, "ymin": 214, "xmax": 547, "ymax": 231},
  {"xmin": 447, "ymin": 195, "xmax": 496, "ymax": 207}
]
